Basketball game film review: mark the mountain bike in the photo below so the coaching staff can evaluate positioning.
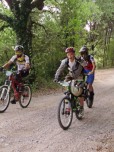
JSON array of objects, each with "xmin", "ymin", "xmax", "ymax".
[
  {"xmin": 57, "ymin": 79, "xmax": 90, "ymax": 130},
  {"xmin": 0, "ymin": 69, "xmax": 32, "ymax": 113}
]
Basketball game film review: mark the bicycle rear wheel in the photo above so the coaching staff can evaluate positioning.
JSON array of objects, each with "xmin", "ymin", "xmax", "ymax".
[
  {"xmin": 19, "ymin": 84, "xmax": 32, "ymax": 108},
  {"xmin": 0, "ymin": 86, "xmax": 10, "ymax": 113},
  {"xmin": 58, "ymin": 96, "xmax": 73, "ymax": 130},
  {"xmin": 86, "ymin": 90, "xmax": 93, "ymax": 108}
]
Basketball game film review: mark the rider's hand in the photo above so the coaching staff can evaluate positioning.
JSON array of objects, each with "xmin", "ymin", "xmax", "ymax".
[
  {"xmin": 88, "ymin": 71, "xmax": 94, "ymax": 75},
  {"xmin": 0, "ymin": 67, "xmax": 3, "ymax": 72},
  {"xmin": 23, "ymin": 69, "xmax": 27, "ymax": 73}
]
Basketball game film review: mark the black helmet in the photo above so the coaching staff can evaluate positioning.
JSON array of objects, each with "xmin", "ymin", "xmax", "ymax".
[
  {"xmin": 14, "ymin": 45, "xmax": 24, "ymax": 52},
  {"xmin": 79, "ymin": 46, "xmax": 88, "ymax": 53}
]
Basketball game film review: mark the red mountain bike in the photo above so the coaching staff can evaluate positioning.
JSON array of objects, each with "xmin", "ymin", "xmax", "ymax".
[{"xmin": 0, "ymin": 70, "xmax": 32, "ymax": 113}]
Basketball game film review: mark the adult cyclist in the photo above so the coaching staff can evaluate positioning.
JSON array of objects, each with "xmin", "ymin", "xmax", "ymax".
[
  {"xmin": 79, "ymin": 46, "xmax": 96, "ymax": 102},
  {"xmin": 0, "ymin": 45, "xmax": 30, "ymax": 104},
  {"xmin": 54, "ymin": 47, "xmax": 85, "ymax": 116}
]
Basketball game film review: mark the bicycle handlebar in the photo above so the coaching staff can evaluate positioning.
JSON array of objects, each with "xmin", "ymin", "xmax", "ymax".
[
  {"xmin": 0, "ymin": 69, "xmax": 18, "ymax": 76},
  {"xmin": 58, "ymin": 81, "xmax": 70, "ymax": 87}
]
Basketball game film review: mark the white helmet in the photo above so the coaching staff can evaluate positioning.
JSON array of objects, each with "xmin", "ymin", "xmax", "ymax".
[{"xmin": 70, "ymin": 80, "xmax": 83, "ymax": 96}]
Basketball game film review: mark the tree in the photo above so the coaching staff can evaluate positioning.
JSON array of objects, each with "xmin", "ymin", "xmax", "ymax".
[
  {"xmin": 95, "ymin": 0, "xmax": 114, "ymax": 67},
  {"xmin": 0, "ymin": 0, "xmax": 45, "ymax": 55}
]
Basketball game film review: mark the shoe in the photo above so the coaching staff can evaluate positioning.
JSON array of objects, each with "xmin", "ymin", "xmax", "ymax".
[
  {"xmin": 79, "ymin": 107, "xmax": 84, "ymax": 117},
  {"xmin": 10, "ymin": 99, "xmax": 16, "ymax": 104},
  {"xmin": 10, "ymin": 95, "xmax": 20, "ymax": 104}
]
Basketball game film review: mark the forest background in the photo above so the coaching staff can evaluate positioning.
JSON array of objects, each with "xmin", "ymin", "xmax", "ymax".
[{"xmin": 0, "ymin": 0, "xmax": 114, "ymax": 91}]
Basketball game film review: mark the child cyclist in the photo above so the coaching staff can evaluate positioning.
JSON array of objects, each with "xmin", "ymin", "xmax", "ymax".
[{"xmin": 79, "ymin": 46, "xmax": 96, "ymax": 102}]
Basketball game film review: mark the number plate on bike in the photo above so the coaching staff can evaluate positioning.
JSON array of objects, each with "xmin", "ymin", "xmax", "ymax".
[{"xmin": 6, "ymin": 71, "xmax": 12, "ymax": 76}]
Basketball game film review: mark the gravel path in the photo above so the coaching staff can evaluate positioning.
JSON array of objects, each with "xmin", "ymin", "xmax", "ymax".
[{"xmin": 0, "ymin": 69, "xmax": 114, "ymax": 152}]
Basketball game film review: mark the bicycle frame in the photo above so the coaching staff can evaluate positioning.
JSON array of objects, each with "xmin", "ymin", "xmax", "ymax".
[
  {"xmin": 0, "ymin": 72, "xmax": 12, "ymax": 100},
  {"xmin": 58, "ymin": 81, "xmax": 82, "ymax": 107},
  {"xmin": 1, "ymin": 70, "xmax": 21, "ymax": 99}
]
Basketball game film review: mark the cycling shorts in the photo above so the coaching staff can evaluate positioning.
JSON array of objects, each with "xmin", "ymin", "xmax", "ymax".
[{"xmin": 84, "ymin": 69, "xmax": 94, "ymax": 84}]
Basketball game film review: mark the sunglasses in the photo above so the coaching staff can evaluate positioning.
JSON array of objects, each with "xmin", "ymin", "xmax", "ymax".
[{"xmin": 15, "ymin": 51, "xmax": 22, "ymax": 55}]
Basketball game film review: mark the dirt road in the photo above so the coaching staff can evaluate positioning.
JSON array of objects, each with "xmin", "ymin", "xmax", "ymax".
[{"xmin": 0, "ymin": 69, "xmax": 114, "ymax": 152}]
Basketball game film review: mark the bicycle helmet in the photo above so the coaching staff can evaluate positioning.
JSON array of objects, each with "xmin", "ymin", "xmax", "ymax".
[
  {"xmin": 70, "ymin": 80, "xmax": 83, "ymax": 96},
  {"xmin": 65, "ymin": 47, "xmax": 75, "ymax": 53},
  {"xmin": 14, "ymin": 45, "xmax": 24, "ymax": 52},
  {"xmin": 14, "ymin": 45, "xmax": 24, "ymax": 56},
  {"xmin": 79, "ymin": 46, "xmax": 88, "ymax": 53}
]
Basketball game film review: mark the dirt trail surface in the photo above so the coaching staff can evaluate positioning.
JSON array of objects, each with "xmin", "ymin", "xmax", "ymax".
[{"xmin": 0, "ymin": 69, "xmax": 114, "ymax": 152}]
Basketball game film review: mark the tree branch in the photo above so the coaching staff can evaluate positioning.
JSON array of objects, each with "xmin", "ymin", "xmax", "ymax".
[
  {"xmin": 0, "ymin": 13, "xmax": 13, "ymax": 26},
  {"xmin": 33, "ymin": 21, "xmax": 47, "ymax": 35},
  {"xmin": 4, "ymin": 0, "xmax": 13, "ymax": 9},
  {"xmin": 31, "ymin": 0, "xmax": 45, "ymax": 10},
  {"xmin": 0, "ymin": 24, "xmax": 10, "ymax": 31}
]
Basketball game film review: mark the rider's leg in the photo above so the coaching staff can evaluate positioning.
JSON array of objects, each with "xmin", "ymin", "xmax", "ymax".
[
  {"xmin": 12, "ymin": 82, "xmax": 20, "ymax": 98},
  {"xmin": 11, "ymin": 83, "xmax": 20, "ymax": 104},
  {"xmin": 11, "ymin": 75, "xmax": 20, "ymax": 104},
  {"xmin": 88, "ymin": 83, "xmax": 94, "ymax": 101},
  {"xmin": 87, "ymin": 83, "xmax": 94, "ymax": 101},
  {"xmin": 78, "ymin": 97, "xmax": 84, "ymax": 107},
  {"xmin": 88, "ymin": 83, "xmax": 94, "ymax": 92},
  {"xmin": 78, "ymin": 97, "xmax": 84, "ymax": 116},
  {"xmin": 86, "ymin": 72, "xmax": 95, "ymax": 101}
]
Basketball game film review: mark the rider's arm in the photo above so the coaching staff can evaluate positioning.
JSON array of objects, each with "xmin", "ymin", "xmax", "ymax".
[
  {"xmin": 88, "ymin": 56, "xmax": 96, "ymax": 75},
  {"xmin": 2, "ymin": 60, "xmax": 13, "ymax": 69},
  {"xmin": 55, "ymin": 59, "xmax": 67, "ymax": 80},
  {"xmin": 25, "ymin": 63, "xmax": 30, "ymax": 70},
  {"xmin": 91, "ymin": 61, "xmax": 96, "ymax": 74},
  {"xmin": 2, "ymin": 55, "xmax": 17, "ymax": 69},
  {"xmin": 24, "ymin": 55, "xmax": 30, "ymax": 70}
]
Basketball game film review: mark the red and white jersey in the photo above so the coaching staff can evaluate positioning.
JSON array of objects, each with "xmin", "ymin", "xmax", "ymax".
[{"xmin": 81, "ymin": 55, "xmax": 95, "ymax": 70}]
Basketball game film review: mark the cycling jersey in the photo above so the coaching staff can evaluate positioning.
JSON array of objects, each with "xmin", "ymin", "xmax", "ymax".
[
  {"xmin": 81, "ymin": 55, "xmax": 95, "ymax": 84},
  {"xmin": 10, "ymin": 54, "xmax": 30, "ymax": 71},
  {"xmin": 81, "ymin": 55, "xmax": 95, "ymax": 70}
]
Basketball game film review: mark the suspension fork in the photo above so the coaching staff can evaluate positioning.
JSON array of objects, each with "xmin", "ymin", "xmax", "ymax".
[{"xmin": 0, "ymin": 81, "xmax": 11, "ymax": 100}]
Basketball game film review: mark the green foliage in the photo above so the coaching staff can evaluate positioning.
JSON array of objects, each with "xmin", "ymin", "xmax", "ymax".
[
  {"xmin": 0, "ymin": 0, "xmax": 114, "ymax": 90},
  {"xmin": 0, "ymin": 28, "xmax": 16, "ymax": 64}
]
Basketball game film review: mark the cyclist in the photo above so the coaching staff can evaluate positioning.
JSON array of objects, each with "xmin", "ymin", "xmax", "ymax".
[
  {"xmin": 79, "ymin": 46, "xmax": 96, "ymax": 102},
  {"xmin": 54, "ymin": 47, "xmax": 85, "ymax": 116},
  {"xmin": 0, "ymin": 45, "xmax": 30, "ymax": 104}
]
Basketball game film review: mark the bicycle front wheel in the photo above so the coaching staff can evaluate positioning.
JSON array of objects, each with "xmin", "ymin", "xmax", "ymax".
[
  {"xmin": 0, "ymin": 86, "xmax": 10, "ymax": 113},
  {"xmin": 58, "ymin": 96, "xmax": 73, "ymax": 130},
  {"xmin": 19, "ymin": 84, "xmax": 32, "ymax": 108}
]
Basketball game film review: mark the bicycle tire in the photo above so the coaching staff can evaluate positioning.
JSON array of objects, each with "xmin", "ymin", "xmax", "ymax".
[
  {"xmin": 86, "ymin": 90, "xmax": 93, "ymax": 108},
  {"xmin": 0, "ymin": 86, "xmax": 10, "ymax": 113},
  {"xmin": 19, "ymin": 84, "xmax": 32, "ymax": 108},
  {"xmin": 57, "ymin": 96, "xmax": 73, "ymax": 130}
]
